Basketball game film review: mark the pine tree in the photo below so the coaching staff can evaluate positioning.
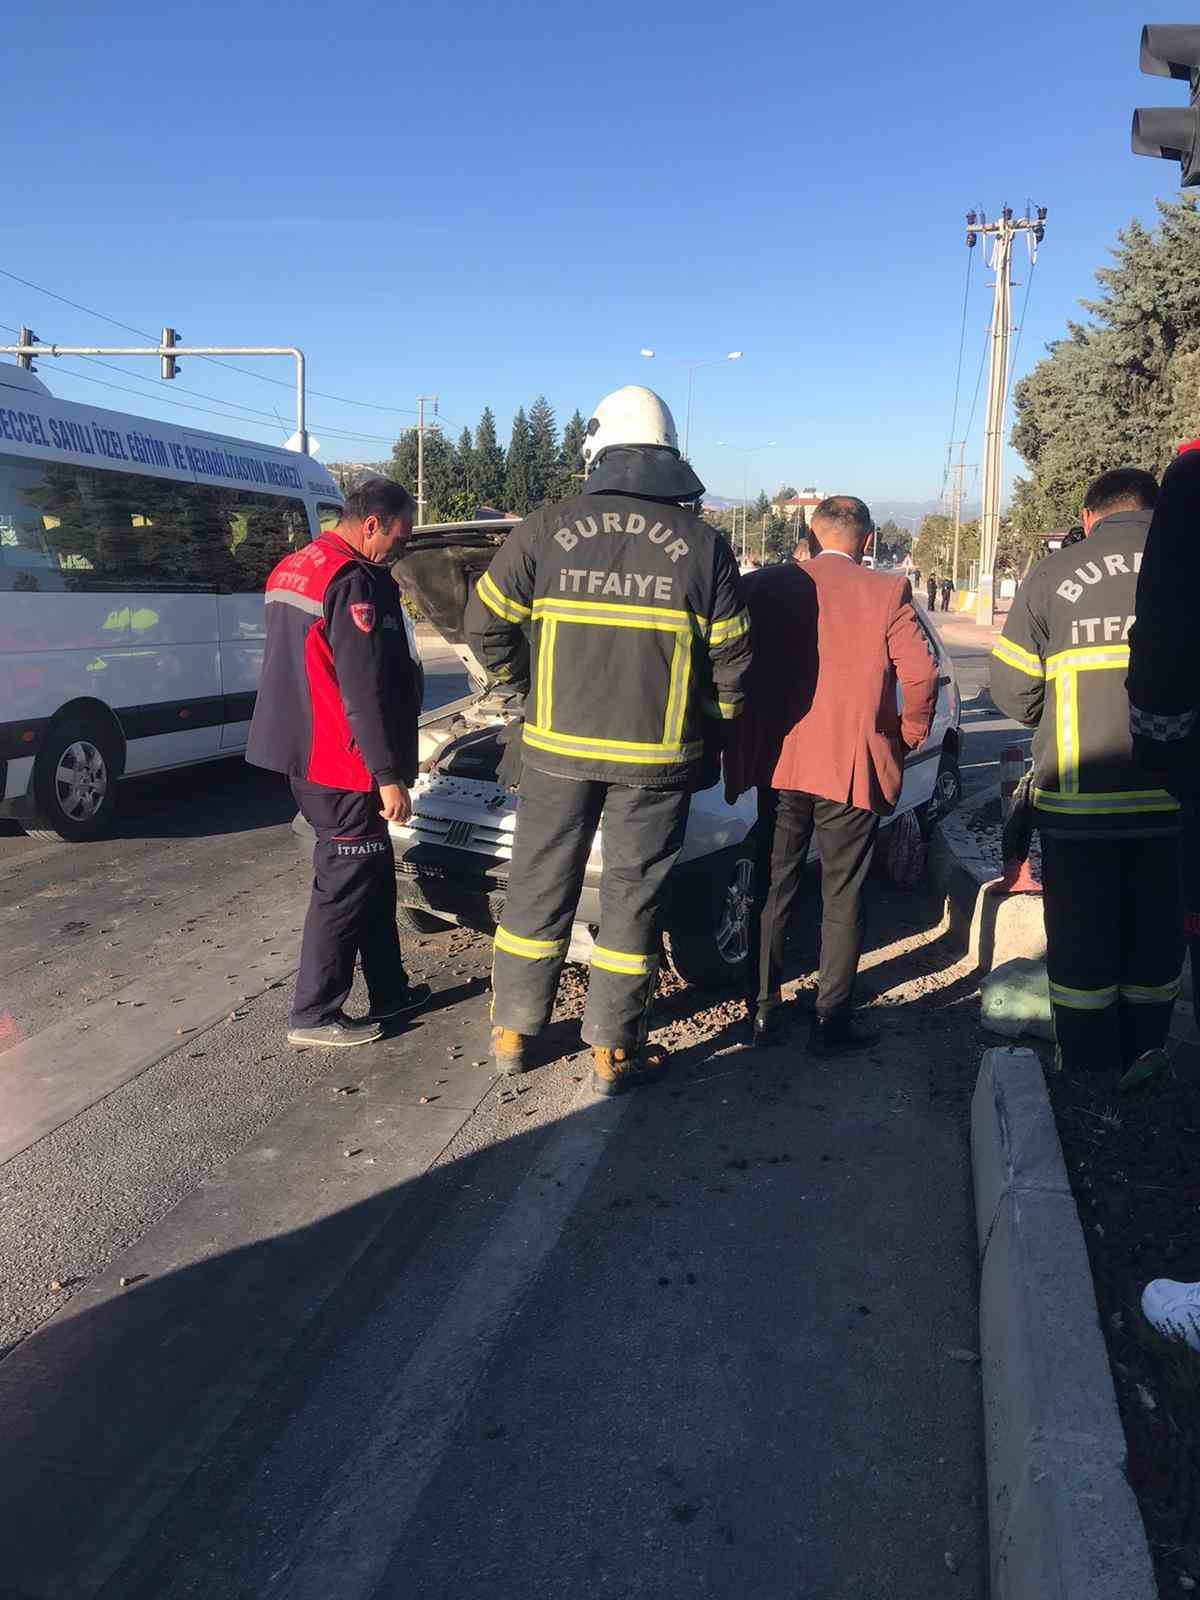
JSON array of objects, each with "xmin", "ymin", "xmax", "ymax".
[
  {"xmin": 387, "ymin": 425, "xmax": 456, "ymax": 521},
  {"xmin": 556, "ymin": 409, "xmax": 587, "ymax": 500},
  {"xmin": 1012, "ymin": 196, "xmax": 1200, "ymax": 534},
  {"xmin": 473, "ymin": 407, "xmax": 506, "ymax": 509},
  {"xmin": 456, "ymin": 426, "xmax": 475, "ymax": 504},
  {"xmin": 504, "ymin": 407, "xmax": 533, "ymax": 514},
  {"xmin": 527, "ymin": 395, "xmax": 559, "ymax": 507}
]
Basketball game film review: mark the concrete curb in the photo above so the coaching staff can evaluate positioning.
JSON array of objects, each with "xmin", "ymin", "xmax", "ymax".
[
  {"xmin": 929, "ymin": 788, "xmax": 1046, "ymax": 973},
  {"xmin": 971, "ymin": 1046, "xmax": 1156, "ymax": 1599}
]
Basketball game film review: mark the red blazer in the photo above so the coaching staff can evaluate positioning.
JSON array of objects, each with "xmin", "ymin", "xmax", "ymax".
[{"xmin": 726, "ymin": 554, "xmax": 938, "ymax": 815}]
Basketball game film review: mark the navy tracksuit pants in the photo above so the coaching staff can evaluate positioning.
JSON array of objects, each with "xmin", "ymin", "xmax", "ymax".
[{"xmin": 291, "ymin": 780, "xmax": 409, "ymax": 1027}]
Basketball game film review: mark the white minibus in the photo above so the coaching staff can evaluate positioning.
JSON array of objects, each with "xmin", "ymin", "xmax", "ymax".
[{"xmin": 0, "ymin": 362, "xmax": 344, "ymax": 840}]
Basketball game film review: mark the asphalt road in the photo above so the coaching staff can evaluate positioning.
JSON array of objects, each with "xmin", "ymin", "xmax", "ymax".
[{"xmin": 0, "ymin": 623, "xmax": 1009, "ymax": 1600}]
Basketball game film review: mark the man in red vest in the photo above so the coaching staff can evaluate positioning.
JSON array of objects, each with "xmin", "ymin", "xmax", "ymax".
[{"xmin": 247, "ymin": 478, "xmax": 428, "ymax": 1048}]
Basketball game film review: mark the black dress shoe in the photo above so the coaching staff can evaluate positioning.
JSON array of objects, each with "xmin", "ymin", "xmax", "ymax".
[
  {"xmin": 807, "ymin": 1015, "xmax": 878, "ymax": 1057},
  {"xmin": 366, "ymin": 982, "xmax": 432, "ymax": 1024},
  {"xmin": 752, "ymin": 1006, "xmax": 788, "ymax": 1048}
]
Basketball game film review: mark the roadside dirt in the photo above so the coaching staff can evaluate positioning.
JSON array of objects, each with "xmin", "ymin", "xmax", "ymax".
[{"xmin": 1048, "ymin": 1057, "xmax": 1200, "ymax": 1599}]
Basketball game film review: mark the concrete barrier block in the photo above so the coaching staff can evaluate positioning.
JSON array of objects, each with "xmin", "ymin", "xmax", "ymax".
[
  {"xmin": 971, "ymin": 1048, "xmax": 1069, "ymax": 1257},
  {"xmin": 972, "ymin": 1047, "xmax": 1157, "ymax": 1600},
  {"xmin": 991, "ymin": 1438, "xmax": 1157, "ymax": 1600},
  {"xmin": 980, "ymin": 1185, "xmax": 1127, "ymax": 1510}
]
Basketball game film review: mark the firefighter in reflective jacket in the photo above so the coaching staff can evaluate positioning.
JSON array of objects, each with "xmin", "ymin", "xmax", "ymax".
[
  {"xmin": 990, "ymin": 467, "xmax": 1183, "ymax": 1077},
  {"xmin": 465, "ymin": 386, "xmax": 752, "ymax": 1095}
]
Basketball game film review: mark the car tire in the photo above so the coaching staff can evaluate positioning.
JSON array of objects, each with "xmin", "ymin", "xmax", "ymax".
[
  {"xmin": 396, "ymin": 903, "xmax": 453, "ymax": 936},
  {"xmin": 918, "ymin": 749, "xmax": 963, "ymax": 839},
  {"xmin": 26, "ymin": 716, "xmax": 122, "ymax": 843},
  {"xmin": 663, "ymin": 840, "xmax": 755, "ymax": 991}
]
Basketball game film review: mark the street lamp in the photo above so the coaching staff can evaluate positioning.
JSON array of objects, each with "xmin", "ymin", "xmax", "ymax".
[
  {"xmin": 715, "ymin": 439, "xmax": 777, "ymax": 562},
  {"xmin": 639, "ymin": 348, "xmax": 742, "ymax": 462}
]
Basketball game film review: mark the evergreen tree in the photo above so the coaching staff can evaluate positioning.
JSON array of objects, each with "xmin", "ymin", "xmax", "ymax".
[
  {"xmin": 388, "ymin": 425, "xmax": 456, "ymax": 522},
  {"xmin": 504, "ymin": 407, "xmax": 533, "ymax": 514},
  {"xmin": 473, "ymin": 407, "xmax": 506, "ymax": 508},
  {"xmin": 456, "ymin": 426, "xmax": 475, "ymax": 504},
  {"xmin": 527, "ymin": 395, "xmax": 559, "ymax": 507},
  {"xmin": 556, "ymin": 409, "xmax": 587, "ymax": 500},
  {"xmin": 1011, "ymin": 196, "xmax": 1200, "ymax": 534}
]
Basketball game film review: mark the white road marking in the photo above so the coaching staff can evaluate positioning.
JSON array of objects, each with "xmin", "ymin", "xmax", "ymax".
[{"xmin": 271, "ymin": 1082, "xmax": 630, "ymax": 1599}]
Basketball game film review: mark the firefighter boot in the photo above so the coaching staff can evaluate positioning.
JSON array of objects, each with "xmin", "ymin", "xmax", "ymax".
[
  {"xmin": 591, "ymin": 1045, "xmax": 667, "ymax": 1097},
  {"xmin": 490, "ymin": 1026, "xmax": 530, "ymax": 1077}
]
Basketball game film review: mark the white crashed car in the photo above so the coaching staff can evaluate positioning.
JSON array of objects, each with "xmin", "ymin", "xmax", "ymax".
[{"xmin": 298, "ymin": 519, "xmax": 962, "ymax": 992}]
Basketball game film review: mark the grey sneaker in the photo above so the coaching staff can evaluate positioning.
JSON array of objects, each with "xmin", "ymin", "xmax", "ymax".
[{"xmin": 287, "ymin": 1017, "xmax": 384, "ymax": 1049}]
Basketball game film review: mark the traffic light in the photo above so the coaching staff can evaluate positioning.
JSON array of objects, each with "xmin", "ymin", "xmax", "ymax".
[
  {"xmin": 160, "ymin": 326, "xmax": 180, "ymax": 380},
  {"xmin": 1132, "ymin": 24, "xmax": 1200, "ymax": 185},
  {"xmin": 17, "ymin": 327, "xmax": 38, "ymax": 372}
]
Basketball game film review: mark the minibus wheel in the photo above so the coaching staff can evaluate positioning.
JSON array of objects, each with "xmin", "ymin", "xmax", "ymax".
[{"xmin": 26, "ymin": 716, "xmax": 122, "ymax": 842}]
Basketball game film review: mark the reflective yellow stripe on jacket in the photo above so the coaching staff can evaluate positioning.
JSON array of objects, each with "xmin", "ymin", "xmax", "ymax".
[
  {"xmin": 523, "ymin": 596, "xmax": 703, "ymax": 768},
  {"xmin": 992, "ymin": 637, "xmax": 1045, "ymax": 679},
  {"xmin": 1031, "ymin": 643, "xmax": 1179, "ymax": 814},
  {"xmin": 476, "ymin": 572, "xmax": 532, "ymax": 624}
]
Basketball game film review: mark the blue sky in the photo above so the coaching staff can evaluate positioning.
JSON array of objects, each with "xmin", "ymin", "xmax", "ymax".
[{"xmin": 1, "ymin": 0, "xmax": 1183, "ymax": 508}]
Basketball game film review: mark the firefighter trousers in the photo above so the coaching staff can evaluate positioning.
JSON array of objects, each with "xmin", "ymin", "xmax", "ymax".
[
  {"xmin": 491, "ymin": 764, "xmax": 691, "ymax": 1050},
  {"xmin": 291, "ymin": 780, "xmax": 409, "ymax": 1028},
  {"xmin": 1040, "ymin": 832, "xmax": 1183, "ymax": 1073},
  {"xmin": 1184, "ymin": 799, "xmax": 1200, "ymax": 1028}
]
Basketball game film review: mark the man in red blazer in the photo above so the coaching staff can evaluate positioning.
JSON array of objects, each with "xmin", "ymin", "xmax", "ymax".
[{"xmin": 730, "ymin": 496, "xmax": 938, "ymax": 1053}]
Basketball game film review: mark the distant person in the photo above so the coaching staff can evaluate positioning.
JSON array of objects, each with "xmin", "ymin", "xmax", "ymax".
[
  {"xmin": 926, "ymin": 573, "xmax": 938, "ymax": 610},
  {"xmin": 991, "ymin": 466, "xmax": 1181, "ymax": 1080},
  {"xmin": 940, "ymin": 575, "xmax": 955, "ymax": 611},
  {"xmin": 247, "ymin": 479, "xmax": 430, "ymax": 1050},
  {"xmin": 727, "ymin": 499, "xmax": 938, "ymax": 1054}
]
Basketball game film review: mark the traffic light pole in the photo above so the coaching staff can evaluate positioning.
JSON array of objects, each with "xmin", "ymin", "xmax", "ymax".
[
  {"xmin": 0, "ymin": 340, "xmax": 309, "ymax": 454},
  {"xmin": 966, "ymin": 207, "xmax": 1045, "ymax": 626}
]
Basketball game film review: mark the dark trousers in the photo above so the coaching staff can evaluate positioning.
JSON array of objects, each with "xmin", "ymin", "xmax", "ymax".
[
  {"xmin": 491, "ymin": 765, "xmax": 690, "ymax": 1050},
  {"xmin": 1041, "ymin": 832, "xmax": 1183, "ymax": 1073},
  {"xmin": 1185, "ymin": 801, "xmax": 1200, "ymax": 1028},
  {"xmin": 291, "ymin": 780, "xmax": 407, "ymax": 1027},
  {"xmin": 750, "ymin": 788, "xmax": 880, "ymax": 1019}
]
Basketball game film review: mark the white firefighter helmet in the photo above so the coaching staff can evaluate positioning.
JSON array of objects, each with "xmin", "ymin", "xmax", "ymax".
[{"xmin": 582, "ymin": 385, "xmax": 679, "ymax": 471}]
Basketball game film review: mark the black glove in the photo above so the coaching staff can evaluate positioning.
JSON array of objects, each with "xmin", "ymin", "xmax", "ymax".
[
  {"xmin": 1001, "ymin": 771, "xmax": 1036, "ymax": 863},
  {"xmin": 496, "ymin": 719, "xmax": 524, "ymax": 791}
]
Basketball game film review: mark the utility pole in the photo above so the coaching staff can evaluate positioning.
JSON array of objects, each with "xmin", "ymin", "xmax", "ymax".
[
  {"xmin": 947, "ymin": 440, "xmax": 978, "ymax": 587},
  {"xmin": 415, "ymin": 395, "xmax": 438, "ymax": 525},
  {"xmin": 965, "ymin": 204, "xmax": 1046, "ymax": 625}
]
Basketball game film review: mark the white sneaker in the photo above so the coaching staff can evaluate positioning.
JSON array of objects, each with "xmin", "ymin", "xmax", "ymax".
[{"xmin": 1141, "ymin": 1278, "xmax": 1200, "ymax": 1350}]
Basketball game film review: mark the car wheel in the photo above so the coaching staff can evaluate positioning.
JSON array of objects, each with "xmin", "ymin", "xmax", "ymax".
[
  {"xmin": 663, "ymin": 841, "xmax": 755, "ymax": 990},
  {"xmin": 26, "ymin": 717, "xmax": 122, "ymax": 842},
  {"xmin": 920, "ymin": 751, "xmax": 963, "ymax": 835},
  {"xmin": 396, "ymin": 903, "xmax": 454, "ymax": 936}
]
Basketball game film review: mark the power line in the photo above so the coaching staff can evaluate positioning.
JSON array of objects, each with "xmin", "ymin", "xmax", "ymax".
[
  {"xmin": 944, "ymin": 244, "xmax": 976, "ymax": 485},
  {"xmin": 0, "ymin": 264, "xmax": 420, "ymax": 416},
  {"xmin": 1004, "ymin": 253, "xmax": 1038, "ymax": 411}
]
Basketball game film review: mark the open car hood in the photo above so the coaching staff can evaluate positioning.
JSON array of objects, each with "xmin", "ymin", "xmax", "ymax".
[{"xmin": 392, "ymin": 518, "xmax": 520, "ymax": 691}]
